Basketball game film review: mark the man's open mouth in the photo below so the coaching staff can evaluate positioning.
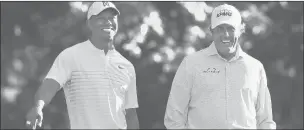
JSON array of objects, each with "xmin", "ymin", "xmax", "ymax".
[
  {"xmin": 222, "ymin": 40, "xmax": 231, "ymax": 44},
  {"xmin": 101, "ymin": 27, "xmax": 114, "ymax": 32}
]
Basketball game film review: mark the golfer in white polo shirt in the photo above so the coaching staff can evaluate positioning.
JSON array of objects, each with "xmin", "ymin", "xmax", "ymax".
[
  {"xmin": 164, "ymin": 4, "xmax": 276, "ymax": 129},
  {"xmin": 26, "ymin": 2, "xmax": 139, "ymax": 129}
]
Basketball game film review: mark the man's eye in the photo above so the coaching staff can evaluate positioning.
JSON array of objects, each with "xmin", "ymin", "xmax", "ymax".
[
  {"xmin": 217, "ymin": 27, "xmax": 224, "ymax": 32},
  {"xmin": 229, "ymin": 28, "xmax": 235, "ymax": 32},
  {"xmin": 95, "ymin": 17, "xmax": 105, "ymax": 20}
]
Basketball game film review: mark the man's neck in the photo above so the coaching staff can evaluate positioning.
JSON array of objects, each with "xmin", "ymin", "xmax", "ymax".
[
  {"xmin": 217, "ymin": 46, "xmax": 239, "ymax": 61},
  {"xmin": 218, "ymin": 51, "xmax": 236, "ymax": 61},
  {"xmin": 89, "ymin": 36, "xmax": 114, "ymax": 54}
]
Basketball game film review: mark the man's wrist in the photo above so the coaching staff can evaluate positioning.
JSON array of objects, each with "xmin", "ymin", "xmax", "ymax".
[{"xmin": 35, "ymin": 100, "xmax": 45, "ymax": 110}]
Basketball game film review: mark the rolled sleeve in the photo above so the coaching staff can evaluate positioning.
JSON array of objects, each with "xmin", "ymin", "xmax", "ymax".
[
  {"xmin": 44, "ymin": 50, "xmax": 73, "ymax": 88},
  {"xmin": 164, "ymin": 57, "xmax": 192, "ymax": 129},
  {"xmin": 256, "ymin": 65, "xmax": 276, "ymax": 129},
  {"xmin": 124, "ymin": 67, "xmax": 139, "ymax": 109}
]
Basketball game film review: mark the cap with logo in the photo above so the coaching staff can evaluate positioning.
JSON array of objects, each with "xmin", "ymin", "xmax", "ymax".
[
  {"xmin": 87, "ymin": 1, "xmax": 120, "ymax": 20},
  {"xmin": 211, "ymin": 4, "xmax": 242, "ymax": 29}
]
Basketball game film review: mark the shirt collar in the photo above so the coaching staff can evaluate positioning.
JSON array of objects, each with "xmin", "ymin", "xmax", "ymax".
[
  {"xmin": 206, "ymin": 42, "xmax": 246, "ymax": 60},
  {"xmin": 85, "ymin": 40, "xmax": 116, "ymax": 53}
]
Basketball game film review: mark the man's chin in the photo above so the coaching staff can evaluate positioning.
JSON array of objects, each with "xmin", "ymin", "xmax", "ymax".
[
  {"xmin": 100, "ymin": 32, "xmax": 115, "ymax": 38},
  {"xmin": 102, "ymin": 36, "xmax": 114, "ymax": 42},
  {"xmin": 227, "ymin": 47, "xmax": 237, "ymax": 53}
]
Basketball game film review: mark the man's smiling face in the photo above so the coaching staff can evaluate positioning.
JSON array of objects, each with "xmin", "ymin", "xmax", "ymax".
[
  {"xmin": 88, "ymin": 8, "xmax": 118, "ymax": 41},
  {"xmin": 211, "ymin": 23, "xmax": 242, "ymax": 56}
]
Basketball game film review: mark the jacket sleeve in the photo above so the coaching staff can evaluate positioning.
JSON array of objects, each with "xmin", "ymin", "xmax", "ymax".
[
  {"xmin": 256, "ymin": 65, "xmax": 276, "ymax": 129},
  {"xmin": 164, "ymin": 57, "xmax": 193, "ymax": 129}
]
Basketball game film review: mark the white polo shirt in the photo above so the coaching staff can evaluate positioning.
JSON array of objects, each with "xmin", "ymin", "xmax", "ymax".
[
  {"xmin": 45, "ymin": 40, "xmax": 138, "ymax": 129},
  {"xmin": 164, "ymin": 42, "xmax": 276, "ymax": 129}
]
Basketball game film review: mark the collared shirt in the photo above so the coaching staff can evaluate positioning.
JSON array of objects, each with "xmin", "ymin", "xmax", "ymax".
[
  {"xmin": 164, "ymin": 42, "xmax": 276, "ymax": 129},
  {"xmin": 45, "ymin": 40, "xmax": 138, "ymax": 129}
]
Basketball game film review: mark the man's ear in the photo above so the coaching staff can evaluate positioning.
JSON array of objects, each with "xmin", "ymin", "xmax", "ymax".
[
  {"xmin": 85, "ymin": 19, "xmax": 93, "ymax": 37},
  {"xmin": 234, "ymin": 23, "xmax": 245, "ymax": 37},
  {"xmin": 240, "ymin": 23, "xmax": 246, "ymax": 34},
  {"xmin": 86, "ymin": 18, "xmax": 91, "ymax": 30},
  {"xmin": 209, "ymin": 26, "xmax": 214, "ymax": 34},
  {"xmin": 209, "ymin": 26, "xmax": 214, "ymax": 37}
]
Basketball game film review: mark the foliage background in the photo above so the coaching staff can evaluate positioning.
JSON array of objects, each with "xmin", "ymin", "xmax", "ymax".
[{"xmin": 1, "ymin": 1, "xmax": 303, "ymax": 129}]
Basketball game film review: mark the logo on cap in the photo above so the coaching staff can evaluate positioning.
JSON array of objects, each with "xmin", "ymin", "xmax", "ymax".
[
  {"xmin": 102, "ymin": 2, "xmax": 110, "ymax": 6},
  {"xmin": 217, "ymin": 9, "xmax": 232, "ymax": 17}
]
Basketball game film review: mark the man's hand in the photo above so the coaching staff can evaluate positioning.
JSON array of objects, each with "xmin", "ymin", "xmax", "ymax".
[
  {"xmin": 26, "ymin": 107, "xmax": 43, "ymax": 129},
  {"xmin": 24, "ymin": 79, "xmax": 61, "ymax": 129}
]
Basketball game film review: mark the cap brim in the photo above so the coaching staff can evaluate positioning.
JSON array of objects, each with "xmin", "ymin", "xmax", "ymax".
[
  {"xmin": 87, "ymin": 7, "xmax": 120, "ymax": 20},
  {"xmin": 212, "ymin": 20, "xmax": 238, "ymax": 29},
  {"xmin": 103, "ymin": 7, "xmax": 120, "ymax": 15}
]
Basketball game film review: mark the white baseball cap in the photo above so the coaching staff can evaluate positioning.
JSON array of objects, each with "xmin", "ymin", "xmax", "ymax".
[
  {"xmin": 211, "ymin": 4, "xmax": 242, "ymax": 29},
  {"xmin": 87, "ymin": 1, "xmax": 120, "ymax": 20}
]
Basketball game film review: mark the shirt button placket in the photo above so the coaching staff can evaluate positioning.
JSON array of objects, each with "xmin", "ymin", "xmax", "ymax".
[
  {"xmin": 105, "ymin": 53, "xmax": 110, "ymax": 88},
  {"xmin": 108, "ymin": 55, "xmax": 112, "ymax": 88},
  {"xmin": 225, "ymin": 63, "xmax": 231, "ymax": 127}
]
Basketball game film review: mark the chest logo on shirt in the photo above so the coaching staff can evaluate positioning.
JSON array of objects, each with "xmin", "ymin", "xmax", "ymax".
[
  {"xmin": 118, "ymin": 65, "xmax": 125, "ymax": 69},
  {"xmin": 203, "ymin": 68, "xmax": 220, "ymax": 74}
]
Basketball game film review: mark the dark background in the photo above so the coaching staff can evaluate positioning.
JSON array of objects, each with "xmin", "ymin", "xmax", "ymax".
[{"xmin": 1, "ymin": 1, "xmax": 303, "ymax": 129}]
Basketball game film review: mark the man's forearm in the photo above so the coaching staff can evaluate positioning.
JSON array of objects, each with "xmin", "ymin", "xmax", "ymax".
[
  {"xmin": 33, "ymin": 90, "xmax": 53, "ymax": 110},
  {"xmin": 33, "ymin": 79, "xmax": 61, "ymax": 109},
  {"xmin": 126, "ymin": 108, "xmax": 139, "ymax": 129},
  {"xmin": 164, "ymin": 108, "xmax": 187, "ymax": 129},
  {"xmin": 257, "ymin": 120, "xmax": 276, "ymax": 129}
]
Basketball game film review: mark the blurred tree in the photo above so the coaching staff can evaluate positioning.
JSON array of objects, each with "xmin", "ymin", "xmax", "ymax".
[{"xmin": 1, "ymin": 1, "xmax": 303, "ymax": 129}]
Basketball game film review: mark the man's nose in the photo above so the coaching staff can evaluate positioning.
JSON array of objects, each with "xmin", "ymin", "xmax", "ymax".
[
  {"xmin": 224, "ymin": 29, "xmax": 230, "ymax": 37},
  {"xmin": 105, "ymin": 19, "xmax": 111, "ymax": 25}
]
